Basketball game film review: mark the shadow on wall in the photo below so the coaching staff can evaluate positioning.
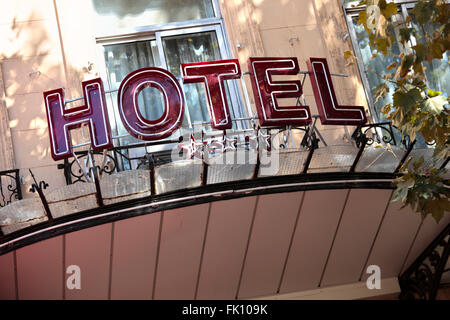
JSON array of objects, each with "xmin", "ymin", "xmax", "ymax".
[
  {"xmin": 92, "ymin": 0, "xmax": 213, "ymax": 22},
  {"xmin": 249, "ymin": 0, "xmax": 366, "ymax": 108},
  {"xmin": 0, "ymin": 11, "xmax": 94, "ymax": 198},
  {"xmin": 0, "ymin": 1, "xmax": 370, "ymax": 198},
  {"xmin": 226, "ymin": 0, "xmax": 368, "ymax": 146}
]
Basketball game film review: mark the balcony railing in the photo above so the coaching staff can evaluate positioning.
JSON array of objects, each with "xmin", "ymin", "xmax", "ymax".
[
  {"xmin": 0, "ymin": 169, "xmax": 22, "ymax": 208},
  {"xmin": 399, "ymin": 222, "xmax": 450, "ymax": 300},
  {"xmin": 56, "ymin": 120, "xmax": 447, "ymax": 188}
]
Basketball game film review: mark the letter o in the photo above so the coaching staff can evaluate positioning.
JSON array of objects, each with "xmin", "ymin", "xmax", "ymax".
[{"xmin": 118, "ymin": 67, "xmax": 184, "ymax": 141}]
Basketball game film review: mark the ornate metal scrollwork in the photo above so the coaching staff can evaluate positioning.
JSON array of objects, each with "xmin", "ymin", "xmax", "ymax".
[
  {"xmin": 300, "ymin": 127, "xmax": 319, "ymax": 151},
  {"xmin": 399, "ymin": 223, "xmax": 450, "ymax": 300},
  {"xmin": 59, "ymin": 150, "xmax": 118, "ymax": 184},
  {"xmin": 28, "ymin": 169, "xmax": 53, "ymax": 220},
  {"xmin": 271, "ymin": 126, "xmax": 309, "ymax": 149},
  {"xmin": 352, "ymin": 122, "xmax": 397, "ymax": 148},
  {"xmin": 0, "ymin": 169, "xmax": 22, "ymax": 207},
  {"xmin": 351, "ymin": 125, "xmax": 369, "ymax": 149},
  {"xmin": 29, "ymin": 181, "xmax": 48, "ymax": 193}
]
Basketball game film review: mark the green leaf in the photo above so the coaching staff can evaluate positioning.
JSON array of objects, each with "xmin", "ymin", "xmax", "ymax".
[
  {"xmin": 382, "ymin": 2, "xmax": 398, "ymax": 19},
  {"xmin": 413, "ymin": 61, "xmax": 425, "ymax": 77},
  {"xmin": 357, "ymin": 10, "xmax": 369, "ymax": 32},
  {"xmin": 376, "ymin": 37, "xmax": 390, "ymax": 55},
  {"xmin": 413, "ymin": 1, "xmax": 438, "ymax": 25},
  {"xmin": 393, "ymin": 178, "xmax": 415, "ymax": 202},
  {"xmin": 413, "ymin": 44, "xmax": 427, "ymax": 62},
  {"xmin": 377, "ymin": 0, "xmax": 387, "ymax": 9},
  {"xmin": 425, "ymin": 197, "xmax": 449, "ymax": 223},
  {"xmin": 399, "ymin": 54, "xmax": 414, "ymax": 77},
  {"xmin": 430, "ymin": 41, "xmax": 445, "ymax": 60},
  {"xmin": 393, "ymin": 88, "xmax": 422, "ymax": 109},
  {"xmin": 392, "ymin": 186, "xmax": 408, "ymax": 202},
  {"xmin": 400, "ymin": 28, "xmax": 413, "ymax": 44}
]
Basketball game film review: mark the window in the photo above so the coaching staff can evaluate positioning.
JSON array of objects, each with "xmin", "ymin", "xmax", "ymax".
[
  {"xmin": 92, "ymin": 0, "xmax": 246, "ymax": 149},
  {"xmin": 343, "ymin": 0, "xmax": 449, "ymax": 124}
]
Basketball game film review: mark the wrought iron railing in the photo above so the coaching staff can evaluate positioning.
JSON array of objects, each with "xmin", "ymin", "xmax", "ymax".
[
  {"xmin": 0, "ymin": 169, "xmax": 22, "ymax": 207},
  {"xmin": 57, "ymin": 138, "xmax": 181, "ymax": 185},
  {"xmin": 399, "ymin": 223, "xmax": 450, "ymax": 300},
  {"xmin": 56, "ymin": 120, "xmax": 442, "ymax": 186}
]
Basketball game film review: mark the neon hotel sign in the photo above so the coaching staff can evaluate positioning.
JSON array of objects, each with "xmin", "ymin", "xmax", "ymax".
[{"xmin": 43, "ymin": 57, "xmax": 367, "ymax": 161}]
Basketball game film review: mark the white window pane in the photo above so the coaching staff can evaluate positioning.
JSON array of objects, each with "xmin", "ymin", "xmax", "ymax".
[
  {"xmin": 351, "ymin": 15, "xmax": 403, "ymax": 119},
  {"xmin": 104, "ymin": 40, "xmax": 165, "ymax": 146},
  {"xmin": 162, "ymin": 31, "xmax": 236, "ymax": 128},
  {"xmin": 349, "ymin": 12, "xmax": 431, "ymax": 147},
  {"xmin": 92, "ymin": 0, "xmax": 215, "ymax": 30}
]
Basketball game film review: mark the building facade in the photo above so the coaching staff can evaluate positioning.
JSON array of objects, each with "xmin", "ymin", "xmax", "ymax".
[{"xmin": 0, "ymin": 0, "xmax": 448, "ymax": 300}]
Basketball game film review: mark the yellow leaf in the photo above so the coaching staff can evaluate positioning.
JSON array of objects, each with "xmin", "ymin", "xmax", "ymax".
[
  {"xmin": 382, "ymin": 2, "xmax": 398, "ymax": 19},
  {"xmin": 344, "ymin": 50, "xmax": 354, "ymax": 60}
]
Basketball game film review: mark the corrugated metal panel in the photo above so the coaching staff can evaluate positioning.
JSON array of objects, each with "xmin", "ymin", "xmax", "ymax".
[
  {"xmin": 361, "ymin": 200, "xmax": 421, "ymax": 281},
  {"xmin": 320, "ymin": 189, "xmax": 392, "ymax": 287},
  {"xmin": 196, "ymin": 197, "xmax": 257, "ymax": 300},
  {"xmin": 16, "ymin": 236, "xmax": 63, "ymax": 299},
  {"xmin": 401, "ymin": 213, "xmax": 450, "ymax": 274},
  {"xmin": 154, "ymin": 204, "xmax": 209, "ymax": 300},
  {"xmin": 110, "ymin": 213, "xmax": 161, "ymax": 300},
  {"xmin": 238, "ymin": 192, "xmax": 303, "ymax": 298},
  {"xmin": 1, "ymin": 188, "xmax": 447, "ymax": 300},
  {"xmin": 280, "ymin": 189, "xmax": 348, "ymax": 293},
  {"xmin": 65, "ymin": 224, "xmax": 112, "ymax": 299},
  {"xmin": 0, "ymin": 251, "xmax": 16, "ymax": 299}
]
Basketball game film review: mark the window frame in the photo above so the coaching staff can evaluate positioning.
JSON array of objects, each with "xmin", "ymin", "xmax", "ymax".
[
  {"xmin": 343, "ymin": 1, "xmax": 412, "ymax": 123},
  {"xmin": 92, "ymin": 0, "xmax": 247, "ymax": 151},
  {"xmin": 93, "ymin": 0, "xmax": 223, "ymax": 41}
]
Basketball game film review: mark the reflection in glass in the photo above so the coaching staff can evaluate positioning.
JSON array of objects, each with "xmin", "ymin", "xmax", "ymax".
[
  {"xmin": 352, "ymin": 15, "xmax": 403, "ymax": 120},
  {"xmin": 163, "ymin": 31, "xmax": 236, "ymax": 128},
  {"xmin": 409, "ymin": 14, "xmax": 450, "ymax": 96},
  {"xmin": 92, "ymin": 0, "xmax": 215, "ymax": 31},
  {"xmin": 104, "ymin": 40, "xmax": 163, "ymax": 146},
  {"xmin": 351, "ymin": 13, "xmax": 437, "ymax": 147}
]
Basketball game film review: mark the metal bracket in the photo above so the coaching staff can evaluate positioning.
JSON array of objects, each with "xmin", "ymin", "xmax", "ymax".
[{"xmin": 29, "ymin": 169, "xmax": 53, "ymax": 221}]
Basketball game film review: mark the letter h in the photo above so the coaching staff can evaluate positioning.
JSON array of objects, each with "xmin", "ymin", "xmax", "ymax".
[{"xmin": 43, "ymin": 78, "xmax": 113, "ymax": 161}]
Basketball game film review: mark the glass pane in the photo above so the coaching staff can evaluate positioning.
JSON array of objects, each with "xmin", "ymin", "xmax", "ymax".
[
  {"xmin": 409, "ymin": 13, "xmax": 450, "ymax": 96},
  {"xmin": 350, "ymin": 12, "xmax": 439, "ymax": 148},
  {"xmin": 352, "ymin": 15, "xmax": 403, "ymax": 119},
  {"xmin": 92, "ymin": 0, "xmax": 215, "ymax": 30},
  {"xmin": 162, "ymin": 31, "xmax": 236, "ymax": 128},
  {"xmin": 104, "ymin": 40, "xmax": 164, "ymax": 146}
]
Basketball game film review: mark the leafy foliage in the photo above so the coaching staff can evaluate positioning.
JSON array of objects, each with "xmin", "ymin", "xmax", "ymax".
[{"xmin": 346, "ymin": 0, "xmax": 449, "ymax": 222}]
